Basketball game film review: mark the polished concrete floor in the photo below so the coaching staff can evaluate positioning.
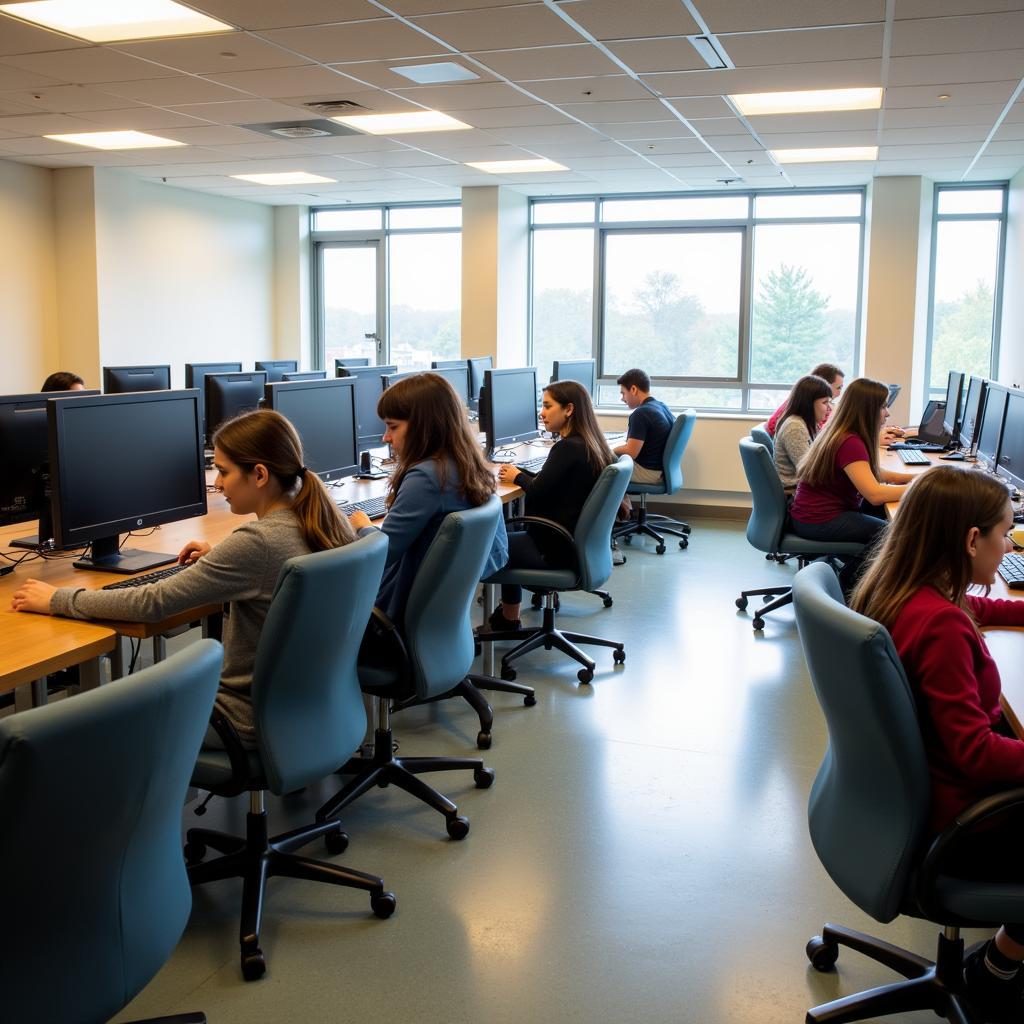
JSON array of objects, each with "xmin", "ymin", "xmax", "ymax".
[{"xmin": 114, "ymin": 517, "xmax": 987, "ymax": 1024}]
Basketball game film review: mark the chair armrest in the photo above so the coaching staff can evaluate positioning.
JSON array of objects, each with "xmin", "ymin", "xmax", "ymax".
[
  {"xmin": 358, "ymin": 606, "xmax": 413, "ymax": 698},
  {"xmin": 504, "ymin": 516, "xmax": 580, "ymax": 577}
]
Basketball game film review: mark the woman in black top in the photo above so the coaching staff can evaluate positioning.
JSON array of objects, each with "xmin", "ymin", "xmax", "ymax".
[{"xmin": 490, "ymin": 379, "xmax": 614, "ymax": 630}]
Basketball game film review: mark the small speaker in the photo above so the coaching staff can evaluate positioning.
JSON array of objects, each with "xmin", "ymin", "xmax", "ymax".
[{"xmin": 359, "ymin": 450, "xmax": 372, "ymax": 473}]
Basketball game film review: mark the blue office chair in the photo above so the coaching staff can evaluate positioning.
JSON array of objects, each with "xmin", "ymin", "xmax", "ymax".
[
  {"xmin": 0, "ymin": 640, "xmax": 222, "ymax": 1024},
  {"xmin": 735, "ymin": 437, "xmax": 864, "ymax": 630},
  {"xmin": 185, "ymin": 533, "xmax": 396, "ymax": 981},
  {"xmin": 316, "ymin": 499, "xmax": 504, "ymax": 839},
  {"xmin": 480, "ymin": 455, "xmax": 632, "ymax": 684},
  {"xmin": 613, "ymin": 409, "xmax": 696, "ymax": 553},
  {"xmin": 750, "ymin": 422, "xmax": 774, "ymax": 454},
  {"xmin": 793, "ymin": 561, "xmax": 1024, "ymax": 1024}
]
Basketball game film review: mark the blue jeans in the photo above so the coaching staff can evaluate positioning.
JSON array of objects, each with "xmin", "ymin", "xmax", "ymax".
[{"xmin": 790, "ymin": 501, "xmax": 887, "ymax": 593}]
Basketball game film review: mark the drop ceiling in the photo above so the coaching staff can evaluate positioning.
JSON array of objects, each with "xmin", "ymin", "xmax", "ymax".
[{"xmin": 0, "ymin": 0, "xmax": 1021, "ymax": 205}]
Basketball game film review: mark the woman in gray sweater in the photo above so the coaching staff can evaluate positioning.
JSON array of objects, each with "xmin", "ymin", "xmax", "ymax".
[
  {"xmin": 12, "ymin": 410, "xmax": 358, "ymax": 746},
  {"xmin": 773, "ymin": 374, "xmax": 833, "ymax": 493}
]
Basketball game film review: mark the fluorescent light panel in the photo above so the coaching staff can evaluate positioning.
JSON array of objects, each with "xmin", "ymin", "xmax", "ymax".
[
  {"xmin": 332, "ymin": 111, "xmax": 471, "ymax": 135},
  {"xmin": 466, "ymin": 159, "xmax": 568, "ymax": 174},
  {"xmin": 771, "ymin": 146, "xmax": 878, "ymax": 164},
  {"xmin": 731, "ymin": 87, "xmax": 883, "ymax": 116},
  {"xmin": 44, "ymin": 130, "xmax": 186, "ymax": 150},
  {"xmin": 391, "ymin": 62, "xmax": 479, "ymax": 85},
  {"xmin": 231, "ymin": 172, "xmax": 337, "ymax": 185},
  {"xmin": 0, "ymin": 0, "xmax": 232, "ymax": 42}
]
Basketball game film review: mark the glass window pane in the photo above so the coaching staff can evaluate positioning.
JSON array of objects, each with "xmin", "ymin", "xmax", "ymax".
[
  {"xmin": 531, "ymin": 229, "xmax": 594, "ymax": 379},
  {"xmin": 929, "ymin": 219, "xmax": 999, "ymax": 387},
  {"xmin": 602, "ymin": 230, "xmax": 743, "ymax": 378},
  {"xmin": 598, "ymin": 383, "xmax": 741, "ymax": 409},
  {"xmin": 532, "ymin": 201, "xmax": 596, "ymax": 224},
  {"xmin": 322, "ymin": 246, "xmax": 378, "ymax": 367},
  {"xmin": 389, "ymin": 233, "xmax": 461, "ymax": 370},
  {"xmin": 314, "ymin": 208, "xmax": 382, "ymax": 231},
  {"xmin": 754, "ymin": 192, "xmax": 862, "ymax": 219},
  {"xmin": 601, "ymin": 196, "xmax": 747, "ymax": 222},
  {"xmin": 748, "ymin": 388, "xmax": 790, "ymax": 414},
  {"xmin": 937, "ymin": 189, "xmax": 1004, "ymax": 215},
  {"xmin": 749, "ymin": 222, "xmax": 860, "ymax": 385},
  {"xmin": 388, "ymin": 205, "xmax": 461, "ymax": 229}
]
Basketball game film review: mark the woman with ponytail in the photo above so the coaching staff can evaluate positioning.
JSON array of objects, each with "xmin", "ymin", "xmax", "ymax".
[{"xmin": 12, "ymin": 409, "xmax": 358, "ymax": 746}]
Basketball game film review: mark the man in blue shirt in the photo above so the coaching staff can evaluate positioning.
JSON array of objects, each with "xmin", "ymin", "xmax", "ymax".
[{"xmin": 613, "ymin": 368, "xmax": 674, "ymax": 484}]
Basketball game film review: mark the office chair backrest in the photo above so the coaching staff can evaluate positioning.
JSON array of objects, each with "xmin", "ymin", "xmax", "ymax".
[
  {"xmin": 662, "ymin": 408, "xmax": 696, "ymax": 493},
  {"xmin": 0, "ymin": 640, "xmax": 222, "ymax": 1024},
  {"xmin": 793, "ymin": 562, "xmax": 931, "ymax": 924},
  {"xmin": 253, "ymin": 531, "xmax": 388, "ymax": 794},
  {"xmin": 750, "ymin": 423, "xmax": 774, "ymax": 454},
  {"xmin": 575, "ymin": 455, "xmax": 633, "ymax": 591},
  {"xmin": 738, "ymin": 437, "xmax": 787, "ymax": 555},
  {"xmin": 404, "ymin": 496, "xmax": 502, "ymax": 700}
]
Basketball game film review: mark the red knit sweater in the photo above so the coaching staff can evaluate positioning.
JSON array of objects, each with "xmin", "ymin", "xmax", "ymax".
[{"xmin": 889, "ymin": 586, "xmax": 1024, "ymax": 832}]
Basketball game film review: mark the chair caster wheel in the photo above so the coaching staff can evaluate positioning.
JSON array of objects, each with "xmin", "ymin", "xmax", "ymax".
[
  {"xmin": 371, "ymin": 891, "xmax": 397, "ymax": 919},
  {"xmin": 476, "ymin": 730, "xmax": 492, "ymax": 750},
  {"xmin": 735, "ymin": 596, "xmax": 748, "ymax": 610},
  {"xmin": 806, "ymin": 936, "xmax": 839, "ymax": 972},
  {"xmin": 183, "ymin": 840, "xmax": 206, "ymax": 866},
  {"xmin": 752, "ymin": 617, "xmax": 765, "ymax": 631},
  {"xmin": 656, "ymin": 543, "xmax": 666, "ymax": 554},
  {"xmin": 613, "ymin": 648, "xmax": 625, "ymax": 664},
  {"xmin": 500, "ymin": 666, "xmax": 517, "ymax": 681},
  {"xmin": 577, "ymin": 668, "xmax": 594, "ymax": 683},
  {"xmin": 446, "ymin": 815, "xmax": 470, "ymax": 840},
  {"xmin": 602, "ymin": 595, "xmax": 614, "ymax": 608},
  {"xmin": 530, "ymin": 593, "xmax": 543, "ymax": 610},
  {"xmin": 679, "ymin": 538, "xmax": 688, "ymax": 549},
  {"xmin": 524, "ymin": 693, "xmax": 537, "ymax": 706},
  {"xmin": 241, "ymin": 948, "xmax": 266, "ymax": 981},
  {"xmin": 474, "ymin": 766, "xmax": 495, "ymax": 789},
  {"xmin": 324, "ymin": 828, "xmax": 349, "ymax": 855}
]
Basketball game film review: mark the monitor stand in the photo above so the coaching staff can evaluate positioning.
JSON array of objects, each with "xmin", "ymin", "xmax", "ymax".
[
  {"xmin": 8, "ymin": 500, "xmax": 79, "ymax": 551},
  {"xmin": 73, "ymin": 535, "xmax": 177, "ymax": 575}
]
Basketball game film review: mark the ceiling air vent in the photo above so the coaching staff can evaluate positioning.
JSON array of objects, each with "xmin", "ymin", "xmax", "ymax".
[
  {"xmin": 304, "ymin": 100, "xmax": 368, "ymax": 116},
  {"xmin": 239, "ymin": 118, "xmax": 360, "ymax": 140}
]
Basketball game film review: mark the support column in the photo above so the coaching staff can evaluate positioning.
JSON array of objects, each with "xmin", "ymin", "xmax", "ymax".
[
  {"xmin": 1000, "ymin": 168, "xmax": 1024, "ymax": 388},
  {"xmin": 273, "ymin": 204, "xmax": 311, "ymax": 364}
]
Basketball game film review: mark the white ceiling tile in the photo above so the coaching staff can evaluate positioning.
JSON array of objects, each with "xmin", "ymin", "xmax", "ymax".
[
  {"xmin": 563, "ymin": 154, "xmax": 658, "ymax": 169},
  {"xmin": 895, "ymin": 0, "xmax": 1024, "ymax": 17},
  {"xmin": 0, "ymin": 94, "xmax": 42, "ymax": 114},
  {"xmin": 164, "ymin": 98, "xmax": 322, "ymax": 123},
  {"xmin": 369, "ymin": 127, "xmax": 500, "ymax": 150},
  {"xmin": 287, "ymin": 135, "xmax": 408, "ymax": 154},
  {"xmin": 325, "ymin": 58, "xmax": 495, "ymax": 90},
  {"xmin": 0, "ymin": 62, "xmax": 67, "ymax": 91},
  {"xmin": 699, "ymin": 0, "xmax": 884, "ymax": 33},
  {"xmin": 539, "ymin": 139, "xmax": 637, "ymax": 157},
  {"xmin": 878, "ymin": 142, "xmax": 981, "ymax": 158},
  {"xmin": 557, "ymin": 98, "xmax": 672, "ymax": 122},
  {"xmin": 283, "ymin": 88, "xmax": 423, "ymax": 114},
  {"xmin": 647, "ymin": 151, "xmax": 737, "ymax": 168},
  {"xmin": 205, "ymin": 65, "xmax": 360, "ymax": 98},
  {"xmin": 982, "ymin": 139, "xmax": 1024, "ymax": 155},
  {"xmin": 2, "ymin": 48, "xmax": 177, "ymax": 84},
  {"xmin": 670, "ymin": 96, "xmax": 734, "ymax": 118},
  {"xmin": 755, "ymin": 130, "xmax": 878, "ymax": 148},
  {"xmin": 178, "ymin": 1, "xmax": 381, "ymax": 29},
  {"xmin": 643, "ymin": 59, "xmax": 883, "ymax": 97},
  {"xmin": 884, "ymin": 104, "xmax": 1005, "ymax": 127},
  {"xmin": 0, "ymin": 111, "xmax": 109, "ymax": 134},
  {"xmin": 114, "ymin": 33, "xmax": 309, "ymax": 75},
  {"xmin": 101, "ymin": 146, "xmax": 232, "ymax": 165},
  {"xmin": 0, "ymin": 135, "xmax": 98, "ymax": 154},
  {"xmin": 880, "ymin": 125, "xmax": 990, "ymax": 145},
  {"xmin": 892, "ymin": 13, "xmax": 1024, "ymax": 57},
  {"xmin": 603, "ymin": 38, "xmax": 707, "ymax": 75},
  {"xmin": 618, "ymin": 137, "xmax": 705, "ymax": 155},
  {"xmin": 705, "ymin": 134, "xmax": 767, "ymax": 153},
  {"xmin": 888, "ymin": 51, "xmax": 1024, "ymax": 88},
  {"xmin": 688, "ymin": 117, "xmax": 751, "ymax": 138},
  {"xmin": 487, "ymin": 123, "xmax": 604, "ymax": 146},
  {"xmin": 743, "ymin": 110, "xmax": 880, "ymax": 133},
  {"xmin": 885, "ymin": 81, "xmax": 1020, "ymax": 108},
  {"xmin": 393, "ymin": 81, "xmax": 531, "ymax": 109},
  {"xmin": 201, "ymin": 140, "xmax": 329, "ymax": 158},
  {"xmin": 995, "ymin": 121, "xmax": 1024, "ymax": 140},
  {"xmin": 722, "ymin": 25, "xmax": 884, "ymax": 67},
  {"xmin": 261, "ymin": 20, "xmax": 445, "ymax": 63},
  {"xmin": 552, "ymin": 0, "xmax": 699, "ymax": 41},
  {"xmin": 523, "ymin": 75, "xmax": 651, "ymax": 104},
  {"xmin": 156, "ymin": 124, "xmax": 269, "ymax": 145},
  {"xmin": 0, "ymin": 16, "xmax": 87, "ymax": 56},
  {"xmin": 75, "ymin": 107, "xmax": 213, "ymax": 129},
  {"xmin": 90, "ymin": 76, "xmax": 250, "ymax": 105},
  {"xmin": 600, "ymin": 120, "xmax": 698, "ymax": 140},
  {"xmin": 411, "ymin": 7, "xmax": 581, "ymax": 51},
  {"xmin": 470, "ymin": 44, "xmax": 620, "ymax": 80},
  {"xmin": 1, "ymin": 84, "xmax": 144, "ymax": 113},
  {"xmin": 446, "ymin": 104, "xmax": 573, "ymax": 128},
  {"xmin": 347, "ymin": 148, "xmax": 457, "ymax": 167}
]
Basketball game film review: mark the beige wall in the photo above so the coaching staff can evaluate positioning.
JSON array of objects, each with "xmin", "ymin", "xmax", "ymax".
[{"xmin": 272, "ymin": 205, "xmax": 311, "ymax": 366}]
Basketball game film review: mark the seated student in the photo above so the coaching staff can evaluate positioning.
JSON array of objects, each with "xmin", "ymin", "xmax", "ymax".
[
  {"xmin": 851, "ymin": 466, "xmax": 1024, "ymax": 1024},
  {"xmin": 773, "ymin": 374, "xmax": 832, "ymax": 493},
  {"xmin": 789, "ymin": 377, "xmax": 913, "ymax": 592},
  {"xmin": 488, "ymin": 380, "xmax": 614, "ymax": 631},
  {"xmin": 11, "ymin": 409, "xmax": 357, "ymax": 748},
  {"xmin": 348, "ymin": 372, "xmax": 507, "ymax": 630},
  {"xmin": 613, "ymin": 368, "xmax": 674, "ymax": 484},
  {"xmin": 40, "ymin": 371, "xmax": 85, "ymax": 392},
  {"xmin": 766, "ymin": 362, "xmax": 844, "ymax": 437}
]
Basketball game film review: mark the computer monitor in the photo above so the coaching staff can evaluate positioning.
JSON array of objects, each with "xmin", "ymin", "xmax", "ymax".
[
  {"xmin": 263, "ymin": 378, "xmax": 358, "ymax": 482},
  {"xmin": 282, "ymin": 370, "xmax": 327, "ymax": 382},
  {"xmin": 552, "ymin": 358, "xmax": 596, "ymax": 396},
  {"xmin": 204, "ymin": 372, "xmax": 267, "ymax": 438},
  {"xmin": 975, "ymin": 385, "xmax": 1008, "ymax": 472},
  {"xmin": 481, "ymin": 367, "xmax": 541, "ymax": 455},
  {"xmin": 941, "ymin": 370, "xmax": 965, "ymax": 440},
  {"xmin": 0, "ymin": 390, "xmax": 99, "ymax": 547},
  {"xmin": 430, "ymin": 366, "xmax": 470, "ymax": 403},
  {"xmin": 102, "ymin": 365, "xmax": 171, "ymax": 394},
  {"xmin": 335, "ymin": 358, "xmax": 370, "ymax": 372},
  {"xmin": 885, "ymin": 383, "xmax": 901, "ymax": 408},
  {"xmin": 48, "ymin": 389, "xmax": 207, "ymax": 573},
  {"xmin": 467, "ymin": 356, "xmax": 492, "ymax": 410},
  {"xmin": 381, "ymin": 370, "xmax": 419, "ymax": 389},
  {"xmin": 184, "ymin": 362, "xmax": 242, "ymax": 445},
  {"xmin": 254, "ymin": 360, "xmax": 298, "ymax": 383},
  {"xmin": 958, "ymin": 375, "xmax": 988, "ymax": 452},
  {"xmin": 996, "ymin": 388, "xmax": 1024, "ymax": 491},
  {"xmin": 336, "ymin": 364, "xmax": 397, "ymax": 449}
]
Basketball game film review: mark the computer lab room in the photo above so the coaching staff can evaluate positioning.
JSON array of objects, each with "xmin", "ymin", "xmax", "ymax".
[{"xmin": 4, "ymin": 2, "xmax": 1024, "ymax": 1023}]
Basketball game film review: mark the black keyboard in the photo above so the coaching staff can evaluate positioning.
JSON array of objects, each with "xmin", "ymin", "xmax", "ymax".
[
  {"xmin": 999, "ymin": 553, "xmax": 1024, "ymax": 590},
  {"xmin": 340, "ymin": 495, "xmax": 389, "ymax": 520},
  {"xmin": 102, "ymin": 563, "xmax": 188, "ymax": 590},
  {"xmin": 889, "ymin": 442, "xmax": 945, "ymax": 452},
  {"xmin": 515, "ymin": 456, "xmax": 548, "ymax": 474},
  {"xmin": 897, "ymin": 448, "xmax": 931, "ymax": 465}
]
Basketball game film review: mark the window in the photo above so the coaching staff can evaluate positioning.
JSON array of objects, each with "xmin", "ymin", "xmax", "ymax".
[{"xmin": 926, "ymin": 184, "xmax": 1006, "ymax": 394}]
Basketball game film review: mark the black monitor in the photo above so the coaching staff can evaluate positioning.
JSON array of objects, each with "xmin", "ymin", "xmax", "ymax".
[
  {"xmin": 103, "ymin": 365, "xmax": 171, "ymax": 394},
  {"xmin": 467, "ymin": 356, "xmax": 492, "ymax": 409},
  {"xmin": 431, "ymin": 366, "xmax": 470, "ymax": 402},
  {"xmin": 282, "ymin": 370, "xmax": 326, "ymax": 382},
  {"xmin": 335, "ymin": 358, "xmax": 370, "ymax": 372},
  {"xmin": 941, "ymin": 370, "xmax": 965, "ymax": 440},
  {"xmin": 885, "ymin": 383, "xmax": 901, "ymax": 408},
  {"xmin": 382, "ymin": 370, "xmax": 419, "ymax": 389},
  {"xmin": 481, "ymin": 367, "xmax": 541, "ymax": 455},
  {"xmin": 184, "ymin": 362, "xmax": 242, "ymax": 444},
  {"xmin": 975, "ymin": 385, "xmax": 1008, "ymax": 472},
  {"xmin": 958, "ymin": 375, "xmax": 987, "ymax": 452},
  {"xmin": 0, "ymin": 390, "xmax": 99, "ymax": 547},
  {"xmin": 996, "ymin": 389, "xmax": 1024, "ymax": 491},
  {"xmin": 204, "ymin": 372, "xmax": 267, "ymax": 438},
  {"xmin": 336, "ymin": 364, "xmax": 397, "ymax": 449},
  {"xmin": 263, "ymin": 378, "xmax": 358, "ymax": 482},
  {"xmin": 48, "ymin": 390, "xmax": 207, "ymax": 574},
  {"xmin": 254, "ymin": 360, "xmax": 298, "ymax": 383},
  {"xmin": 552, "ymin": 358, "xmax": 596, "ymax": 396}
]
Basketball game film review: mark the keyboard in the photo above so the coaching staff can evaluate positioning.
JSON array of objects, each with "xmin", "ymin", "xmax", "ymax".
[
  {"xmin": 102, "ymin": 563, "xmax": 188, "ymax": 590},
  {"xmin": 340, "ymin": 495, "xmax": 389, "ymax": 520},
  {"xmin": 889, "ymin": 442, "xmax": 945, "ymax": 453},
  {"xmin": 999, "ymin": 553, "xmax": 1024, "ymax": 590},
  {"xmin": 515, "ymin": 456, "xmax": 548, "ymax": 474},
  {"xmin": 897, "ymin": 448, "xmax": 931, "ymax": 465}
]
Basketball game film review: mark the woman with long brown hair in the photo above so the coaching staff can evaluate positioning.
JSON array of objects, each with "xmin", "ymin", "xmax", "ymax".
[
  {"xmin": 12, "ymin": 409, "xmax": 357, "ymax": 746},
  {"xmin": 487, "ymin": 379, "xmax": 614, "ymax": 630},
  {"xmin": 851, "ymin": 467, "xmax": 1024, "ymax": 1022},
  {"xmin": 347, "ymin": 372, "xmax": 507, "ymax": 627}
]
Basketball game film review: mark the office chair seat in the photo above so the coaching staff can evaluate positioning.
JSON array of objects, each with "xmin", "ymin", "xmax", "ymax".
[{"xmin": 496, "ymin": 566, "xmax": 578, "ymax": 590}]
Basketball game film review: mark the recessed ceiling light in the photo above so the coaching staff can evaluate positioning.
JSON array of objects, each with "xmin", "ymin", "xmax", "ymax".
[
  {"xmin": 770, "ymin": 146, "xmax": 878, "ymax": 164},
  {"xmin": 938, "ymin": 93, "xmax": 951, "ymax": 101},
  {"xmin": 391, "ymin": 62, "xmax": 479, "ymax": 85},
  {"xmin": 0, "ymin": 0, "xmax": 232, "ymax": 43},
  {"xmin": 44, "ymin": 130, "xmax": 186, "ymax": 150},
  {"xmin": 230, "ymin": 172, "xmax": 337, "ymax": 185},
  {"xmin": 466, "ymin": 159, "xmax": 568, "ymax": 174},
  {"xmin": 731, "ymin": 88, "xmax": 884, "ymax": 116},
  {"xmin": 332, "ymin": 110, "xmax": 471, "ymax": 135}
]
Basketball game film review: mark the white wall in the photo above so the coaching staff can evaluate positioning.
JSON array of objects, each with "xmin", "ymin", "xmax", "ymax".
[
  {"xmin": 1001, "ymin": 167, "xmax": 1024, "ymax": 388},
  {"xmin": 273, "ymin": 205, "xmax": 311, "ymax": 366}
]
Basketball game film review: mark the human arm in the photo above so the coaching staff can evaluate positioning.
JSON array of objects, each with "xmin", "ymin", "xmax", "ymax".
[
  {"xmin": 775, "ymin": 418, "xmax": 811, "ymax": 477},
  {"xmin": 843, "ymin": 460, "xmax": 909, "ymax": 505},
  {"xmin": 881, "ymin": 424, "xmax": 905, "ymax": 444},
  {"xmin": 968, "ymin": 595, "xmax": 1024, "ymax": 629},
  {"xmin": 377, "ymin": 462, "xmax": 441, "ymax": 566},
  {"xmin": 348, "ymin": 510, "xmax": 372, "ymax": 531},
  {"xmin": 512, "ymin": 438, "xmax": 578, "ymax": 507},
  {"xmin": 613, "ymin": 437, "xmax": 644, "ymax": 459},
  {"xmin": 879, "ymin": 467, "xmax": 915, "ymax": 484}
]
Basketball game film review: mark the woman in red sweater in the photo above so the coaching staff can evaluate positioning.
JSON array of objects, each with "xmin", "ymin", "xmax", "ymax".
[{"xmin": 851, "ymin": 466, "xmax": 1024, "ymax": 1022}]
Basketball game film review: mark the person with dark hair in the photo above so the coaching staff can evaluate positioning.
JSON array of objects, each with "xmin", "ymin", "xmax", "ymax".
[
  {"xmin": 347, "ymin": 371, "xmax": 507, "ymax": 629},
  {"xmin": 486, "ymin": 380, "xmax": 614, "ymax": 631},
  {"xmin": 40, "ymin": 371, "xmax": 85, "ymax": 392},
  {"xmin": 766, "ymin": 362, "xmax": 844, "ymax": 437},
  {"xmin": 613, "ymin": 367, "xmax": 674, "ymax": 484},
  {"xmin": 851, "ymin": 467, "xmax": 1024, "ymax": 1024},
  {"xmin": 773, "ymin": 374, "xmax": 833, "ymax": 492},
  {"xmin": 12, "ymin": 409, "xmax": 357, "ymax": 747}
]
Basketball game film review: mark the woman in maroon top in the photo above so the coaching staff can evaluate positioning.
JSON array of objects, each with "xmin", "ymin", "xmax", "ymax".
[{"xmin": 852, "ymin": 466, "xmax": 1024, "ymax": 1022}]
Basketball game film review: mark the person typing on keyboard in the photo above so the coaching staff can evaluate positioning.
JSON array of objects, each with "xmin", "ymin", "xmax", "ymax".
[
  {"xmin": 612, "ymin": 368, "xmax": 674, "ymax": 485},
  {"xmin": 11, "ymin": 410, "xmax": 359, "ymax": 749}
]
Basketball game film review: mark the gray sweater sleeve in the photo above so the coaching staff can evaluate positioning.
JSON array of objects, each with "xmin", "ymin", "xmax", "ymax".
[
  {"xmin": 49, "ymin": 523, "xmax": 270, "ymax": 622},
  {"xmin": 773, "ymin": 416, "xmax": 812, "ymax": 489}
]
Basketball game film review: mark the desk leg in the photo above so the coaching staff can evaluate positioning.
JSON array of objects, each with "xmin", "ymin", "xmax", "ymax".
[
  {"xmin": 79, "ymin": 658, "xmax": 101, "ymax": 691},
  {"xmin": 202, "ymin": 611, "xmax": 223, "ymax": 643},
  {"xmin": 14, "ymin": 678, "xmax": 47, "ymax": 711},
  {"xmin": 152, "ymin": 635, "xmax": 167, "ymax": 663},
  {"xmin": 482, "ymin": 582, "xmax": 496, "ymax": 677},
  {"xmin": 109, "ymin": 637, "xmax": 126, "ymax": 680}
]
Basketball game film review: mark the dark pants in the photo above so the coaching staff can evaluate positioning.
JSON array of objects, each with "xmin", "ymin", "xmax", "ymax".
[
  {"xmin": 790, "ymin": 500, "xmax": 888, "ymax": 594},
  {"xmin": 500, "ymin": 530, "xmax": 572, "ymax": 605}
]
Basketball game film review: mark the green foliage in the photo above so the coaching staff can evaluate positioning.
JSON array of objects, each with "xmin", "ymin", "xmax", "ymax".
[{"xmin": 930, "ymin": 280, "xmax": 994, "ymax": 387}]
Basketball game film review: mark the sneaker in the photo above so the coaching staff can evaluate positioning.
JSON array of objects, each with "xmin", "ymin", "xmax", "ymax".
[
  {"xmin": 964, "ymin": 942, "xmax": 1024, "ymax": 1024},
  {"xmin": 476, "ymin": 606, "xmax": 521, "ymax": 635},
  {"xmin": 611, "ymin": 541, "xmax": 626, "ymax": 566}
]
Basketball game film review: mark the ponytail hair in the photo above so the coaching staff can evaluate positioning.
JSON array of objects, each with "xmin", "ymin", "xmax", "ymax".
[{"xmin": 213, "ymin": 410, "xmax": 357, "ymax": 552}]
